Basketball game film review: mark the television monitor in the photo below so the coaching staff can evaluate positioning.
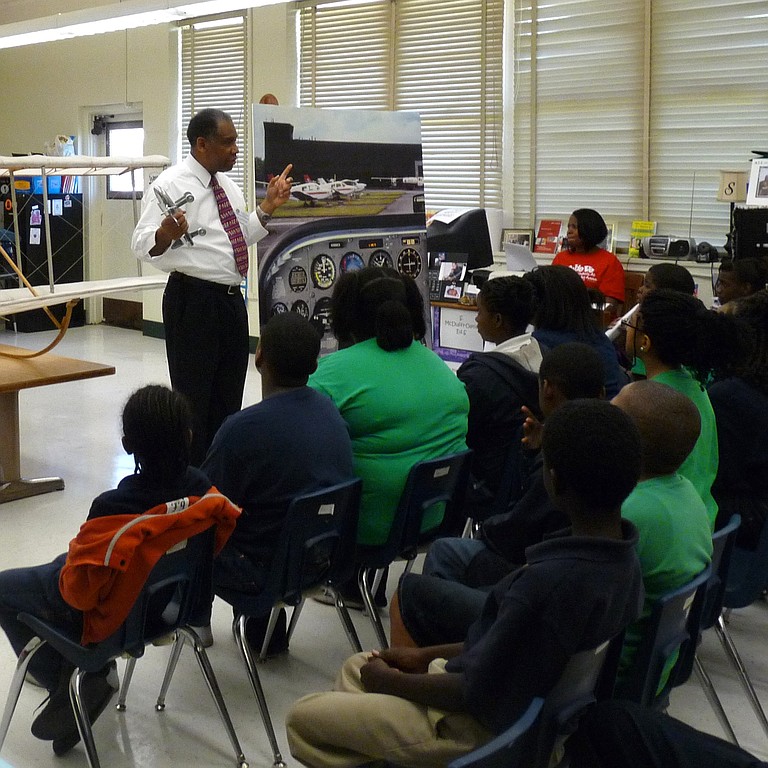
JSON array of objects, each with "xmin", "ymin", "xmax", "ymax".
[{"xmin": 426, "ymin": 207, "xmax": 494, "ymax": 270}]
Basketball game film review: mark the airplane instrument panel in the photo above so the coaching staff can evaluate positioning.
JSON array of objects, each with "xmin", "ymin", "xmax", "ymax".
[{"xmin": 258, "ymin": 214, "xmax": 428, "ymax": 355}]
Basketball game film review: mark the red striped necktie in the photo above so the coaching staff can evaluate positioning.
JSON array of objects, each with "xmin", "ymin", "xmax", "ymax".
[{"xmin": 211, "ymin": 174, "xmax": 248, "ymax": 277}]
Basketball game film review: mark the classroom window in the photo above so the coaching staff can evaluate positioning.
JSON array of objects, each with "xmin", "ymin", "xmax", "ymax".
[{"xmin": 106, "ymin": 120, "xmax": 145, "ymax": 199}]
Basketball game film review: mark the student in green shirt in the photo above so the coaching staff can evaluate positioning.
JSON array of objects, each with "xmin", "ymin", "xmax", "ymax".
[
  {"xmin": 630, "ymin": 262, "xmax": 697, "ymax": 379},
  {"xmin": 612, "ymin": 379, "xmax": 712, "ymax": 691},
  {"xmin": 623, "ymin": 289, "xmax": 738, "ymax": 528}
]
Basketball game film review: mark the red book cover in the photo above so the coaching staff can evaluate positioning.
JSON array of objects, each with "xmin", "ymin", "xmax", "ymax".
[{"xmin": 533, "ymin": 219, "xmax": 563, "ymax": 254}]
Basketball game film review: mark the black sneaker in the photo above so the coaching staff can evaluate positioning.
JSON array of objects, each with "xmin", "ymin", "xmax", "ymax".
[
  {"xmin": 32, "ymin": 663, "xmax": 118, "ymax": 754},
  {"xmin": 243, "ymin": 608, "xmax": 289, "ymax": 659}
]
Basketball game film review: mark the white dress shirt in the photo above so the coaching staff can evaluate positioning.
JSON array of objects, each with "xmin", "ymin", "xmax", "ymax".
[{"xmin": 131, "ymin": 154, "xmax": 267, "ymax": 286}]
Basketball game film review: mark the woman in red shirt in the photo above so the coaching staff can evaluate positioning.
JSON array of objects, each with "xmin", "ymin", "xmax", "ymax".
[{"xmin": 553, "ymin": 208, "xmax": 625, "ymax": 314}]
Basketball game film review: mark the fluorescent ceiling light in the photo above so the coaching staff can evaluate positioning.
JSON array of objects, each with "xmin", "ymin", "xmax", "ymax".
[{"xmin": 0, "ymin": 0, "xmax": 288, "ymax": 50}]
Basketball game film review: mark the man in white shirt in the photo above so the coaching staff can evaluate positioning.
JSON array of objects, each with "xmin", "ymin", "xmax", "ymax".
[{"xmin": 132, "ymin": 108, "xmax": 292, "ymax": 464}]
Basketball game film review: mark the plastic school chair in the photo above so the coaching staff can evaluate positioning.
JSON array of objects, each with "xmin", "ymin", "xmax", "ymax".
[
  {"xmin": 704, "ymin": 511, "xmax": 768, "ymax": 743},
  {"xmin": 356, "ymin": 449, "xmax": 474, "ymax": 649},
  {"xmin": 614, "ymin": 565, "xmax": 711, "ymax": 708},
  {"xmin": 673, "ymin": 514, "xmax": 741, "ymax": 744},
  {"xmin": 448, "ymin": 637, "xmax": 618, "ymax": 768},
  {"xmin": 161, "ymin": 477, "xmax": 363, "ymax": 768},
  {"xmin": 0, "ymin": 526, "xmax": 248, "ymax": 768}
]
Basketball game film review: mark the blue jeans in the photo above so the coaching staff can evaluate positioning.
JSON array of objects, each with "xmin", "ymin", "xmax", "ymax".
[
  {"xmin": 0, "ymin": 553, "xmax": 82, "ymax": 690},
  {"xmin": 397, "ymin": 572, "xmax": 488, "ymax": 646},
  {"xmin": 423, "ymin": 537, "xmax": 486, "ymax": 581}
]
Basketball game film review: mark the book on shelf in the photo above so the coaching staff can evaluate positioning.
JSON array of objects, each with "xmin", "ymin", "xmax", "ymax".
[
  {"xmin": 629, "ymin": 220, "xmax": 656, "ymax": 258},
  {"xmin": 533, "ymin": 219, "xmax": 563, "ymax": 254}
]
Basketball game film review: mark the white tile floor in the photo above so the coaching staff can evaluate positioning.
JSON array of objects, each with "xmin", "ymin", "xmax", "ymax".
[{"xmin": 1, "ymin": 323, "xmax": 767, "ymax": 767}]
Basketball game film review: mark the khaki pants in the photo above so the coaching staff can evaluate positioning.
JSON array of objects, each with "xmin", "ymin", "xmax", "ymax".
[{"xmin": 286, "ymin": 652, "xmax": 493, "ymax": 768}]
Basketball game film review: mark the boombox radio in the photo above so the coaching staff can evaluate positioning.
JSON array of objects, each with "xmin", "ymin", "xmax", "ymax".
[{"xmin": 641, "ymin": 236, "xmax": 697, "ymax": 260}]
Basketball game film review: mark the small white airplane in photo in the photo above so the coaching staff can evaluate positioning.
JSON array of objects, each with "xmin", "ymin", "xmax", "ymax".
[
  {"xmin": 289, "ymin": 178, "xmax": 335, "ymax": 205},
  {"xmin": 330, "ymin": 179, "xmax": 367, "ymax": 199},
  {"xmin": 372, "ymin": 175, "xmax": 424, "ymax": 189}
]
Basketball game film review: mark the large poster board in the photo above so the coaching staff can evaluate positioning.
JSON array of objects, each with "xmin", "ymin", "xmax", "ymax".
[{"xmin": 253, "ymin": 106, "xmax": 429, "ymax": 353}]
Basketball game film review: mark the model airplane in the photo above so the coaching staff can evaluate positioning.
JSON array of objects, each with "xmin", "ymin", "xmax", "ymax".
[
  {"xmin": 153, "ymin": 187, "xmax": 206, "ymax": 247},
  {"xmin": 0, "ymin": 275, "xmax": 168, "ymax": 316}
]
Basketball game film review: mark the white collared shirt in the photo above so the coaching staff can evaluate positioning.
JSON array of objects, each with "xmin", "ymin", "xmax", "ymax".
[
  {"xmin": 131, "ymin": 154, "xmax": 267, "ymax": 285},
  {"xmin": 483, "ymin": 332, "xmax": 544, "ymax": 372}
]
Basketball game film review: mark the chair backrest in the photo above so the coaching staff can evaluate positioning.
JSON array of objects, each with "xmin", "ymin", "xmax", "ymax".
[
  {"xmin": 362, "ymin": 449, "xmax": 473, "ymax": 569},
  {"xmin": 668, "ymin": 515, "xmax": 741, "ymax": 690},
  {"xmin": 700, "ymin": 514, "xmax": 742, "ymax": 633},
  {"xmin": 109, "ymin": 524, "xmax": 218, "ymax": 659},
  {"xmin": 216, "ymin": 478, "xmax": 362, "ymax": 615},
  {"xmin": 272, "ymin": 477, "xmax": 362, "ymax": 606},
  {"xmin": 447, "ymin": 639, "xmax": 613, "ymax": 768},
  {"xmin": 724, "ymin": 510, "xmax": 768, "ymax": 611},
  {"xmin": 617, "ymin": 565, "xmax": 711, "ymax": 707},
  {"xmin": 21, "ymin": 525, "xmax": 218, "ymax": 672}
]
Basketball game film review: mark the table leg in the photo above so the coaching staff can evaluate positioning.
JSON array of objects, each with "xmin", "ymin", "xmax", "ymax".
[{"xmin": 0, "ymin": 390, "xmax": 64, "ymax": 503}]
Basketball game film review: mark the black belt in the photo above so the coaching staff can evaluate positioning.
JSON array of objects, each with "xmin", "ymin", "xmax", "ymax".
[{"xmin": 169, "ymin": 271, "xmax": 241, "ymax": 295}]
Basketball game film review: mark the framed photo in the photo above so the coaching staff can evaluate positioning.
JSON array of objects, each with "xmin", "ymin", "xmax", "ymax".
[
  {"xmin": 746, "ymin": 158, "xmax": 768, "ymax": 206},
  {"xmin": 501, "ymin": 228, "xmax": 534, "ymax": 250}
]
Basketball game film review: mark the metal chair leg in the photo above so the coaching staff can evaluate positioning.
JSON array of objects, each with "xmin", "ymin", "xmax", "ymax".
[
  {"xmin": 259, "ymin": 606, "xmax": 282, "ymax": 662},
  {"xmin": 714, "ymin": 613, "xmax": 768, "ymax": 739},
  {"xmin": 327, "ymin": 588, "xmax": 362, "ymax": 653},
  {"xmin": 359, "ymin": 568, "xmax": 388, "ymax": 649},
  {"xmin": 181, "ymin": 628, "xmax": 249, "ymax": 768},
  {"xmin": 0, "ymin": 636, "xmax": 44, "ymax": 750},
  {"xmin": 69, "ymin": 667, "xmax": 101, "ymax": 768},
  {"xmin": 115, "ymin": 656, "xmax": 137, "ymax": 711},
  {"xmin": 693, "ymin": 654, "xmax": 739, "ymax": 745},
  {"xmin": 233, "ymin": 614, "xmax": 286, "ymax": 768},
  {"xmin": 286, "ymin": 599, "xmax": 304, "ymax": 643},
  {"xmin": 155, "ymin": 632, "xmax": 186, "ymax": 711}
]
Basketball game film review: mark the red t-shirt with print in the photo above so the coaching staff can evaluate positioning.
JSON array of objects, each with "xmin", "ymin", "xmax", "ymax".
[{"xmin": 552, "ymin": 248, "xmax": 626, "ymax": 302}]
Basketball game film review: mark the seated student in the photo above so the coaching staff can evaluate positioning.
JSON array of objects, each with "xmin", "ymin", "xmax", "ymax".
[
  {"xmin": 624, "ymin": 289, "xmax": 738, "ymax": 528},
  {"xmin": 393, "ymin": 380, "xmax": 711, "ymax": 698},
  {"xmin": 456, "ymin": 275, "xmax": 542, "ymax": 518},
  {"xmin": 285, "ymin": 399, "xmax": 644, "ymax": 768},
  {"xmin": 422, "ymin": 341, "xmax": 605, "ymax": 594},
  {"xmin": 308, "ymin": 267, "xmax": 468, "ymax": 606},
  {"xmin": 631, "ymin": 262, "xmax": 697, "ymax": 379},
  {"xmin": 635, "ymin": 262, "xmax": 696, "ymax": 303},
  {"xmin": 524, "ymin": 264, "xmax": 629, "ymax": 397},
  {"xmin": 201, "ymin": 312, "xmax": 355, "ymax": 652},
  {"xmin": 708, "ymin": 289, "xmax": 768, "ymax": 548},
  {"xmin": 0, "ymin": 385, "xmax": 238, "ymax": 756},
  {"xmin": 715, "ymin": 257, "xmax": 768, "ymax": 310},
  {"xmin": 568, "ymin": 699, "xmax": 768, "ymax": 768},
  {"xmin": 610, "ymin": 380, "xmax": 712, "ymax": 690}
]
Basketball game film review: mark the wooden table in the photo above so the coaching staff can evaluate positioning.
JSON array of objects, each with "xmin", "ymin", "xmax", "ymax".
[{"xmin": 0, "ymin": 344, "xmax": 115, "ymax": 503}]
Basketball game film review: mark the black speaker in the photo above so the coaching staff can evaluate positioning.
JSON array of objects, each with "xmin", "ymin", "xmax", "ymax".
[{"xmin": 733, "ymin": 206, "xmax": 768, "ymax": 259}]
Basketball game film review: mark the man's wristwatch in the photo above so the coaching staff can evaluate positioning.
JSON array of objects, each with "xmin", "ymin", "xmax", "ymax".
[{"xmin": 256, "ymin": 206, "xmax": 272, "ymax": 226}]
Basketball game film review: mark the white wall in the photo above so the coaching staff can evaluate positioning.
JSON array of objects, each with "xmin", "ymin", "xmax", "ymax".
[{"xmin": 0, "ymin": 5, "xmax": 296, "ymax": 332}]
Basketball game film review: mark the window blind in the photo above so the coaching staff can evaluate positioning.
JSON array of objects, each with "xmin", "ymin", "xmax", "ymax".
[
  {"xmin": 514, "ymin": 0, "xmax": 768, "ymax": 245},
  {"xmin": 297, "ymin": 0, "xmax": 504, "ymax": 209},
  {"xmin": 512, "ymin": 0, "xmax": 646, "ymax": 228},
  {"xmin": 180, "ymin": 15, "xmax": 250, "ymax": 194},
  {"xmin": 649, "ymin": 0, "xmax": 768, "ymax": 243}
]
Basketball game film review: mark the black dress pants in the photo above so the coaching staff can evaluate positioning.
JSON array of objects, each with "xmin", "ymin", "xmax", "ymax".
[{"xmin": 163, "ymin": 273, "xmax": 249, "ymax": 466}]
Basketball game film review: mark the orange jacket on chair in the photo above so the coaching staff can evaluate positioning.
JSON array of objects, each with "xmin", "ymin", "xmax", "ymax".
[{"xmin": 59, "ymin": 488, "xmax": 241, "ymax": 643}]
